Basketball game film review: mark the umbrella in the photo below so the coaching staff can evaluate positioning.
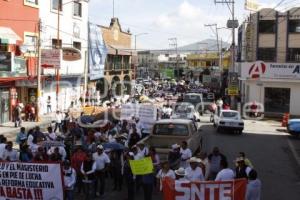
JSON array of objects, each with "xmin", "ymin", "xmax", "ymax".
[
  {"xmin": 102, "ymin": 142, "xmax": 125, "ymax": 150},
  {"xmin": 80, "ymin": 115, "xmax": 95, "ymax": 124}
]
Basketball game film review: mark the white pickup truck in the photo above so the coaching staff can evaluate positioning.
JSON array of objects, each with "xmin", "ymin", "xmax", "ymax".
[{"xmin": 139, "ymin": 119, "xmax": 203, "ymax": 161}]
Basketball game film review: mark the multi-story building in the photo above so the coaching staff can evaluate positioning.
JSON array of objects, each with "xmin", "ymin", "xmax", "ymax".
[
  {"xmin": 0, "ymin": 0, "xmax": 39, "ymax": 123},
  {"xmin": 88, "ymin": 18, "xmax": 133, "ymax": 98},
  {"xmin": 187, "ymin": 52, "xmax": 231, "ymax": 70},
  {"xmin": 238, "ymin": 7, "xmax": 300, "ymax": 116},
  {"xmin": 39, "ymin": 0, "xmax": 89, "ymax": 112}
]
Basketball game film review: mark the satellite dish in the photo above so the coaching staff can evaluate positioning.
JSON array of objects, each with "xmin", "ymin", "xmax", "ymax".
[{"xmin": 20, "ymin": 45, "xmax": 29, "ymax": 53}]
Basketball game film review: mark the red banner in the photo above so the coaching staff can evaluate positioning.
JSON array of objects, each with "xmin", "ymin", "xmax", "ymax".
[{"xmin": 162, "ymin": 177, "xmax": 247, "ymax": 200}]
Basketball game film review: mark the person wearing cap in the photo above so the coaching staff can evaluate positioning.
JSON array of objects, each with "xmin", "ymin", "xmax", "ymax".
[
  {"xmin": 185, "ymin": 157, "xmax": 204, "ymax": 181},
  {"xmin": 81, "ymin": 153, "xmax": 96, "ymax": 200},
  {"xmin": 180, "ymin": 141, "xmax": 192, "ymax": 169},
  {"xmin": 168, "ymin": 144, "xmax": 181, "ymax": 170},
  {"xmin": 156, "ymin": 161, "xmax": 175, "ymax": 191},
  {"xmin": 63, "ymin": 160, "xmax": 76, "ymax": 200},
  {"xmin": 215, "ymin": 159, "xmax": 235, "ymax": 181},
  {"xmin": 246, "ymin": 169, "xmax": 261, "ymax": 200},
  {"xmin": 235, "ymin": 157, "xmax": 252, "ymax": 179},
  {"xmin": 208, "ymin": 147, "xmax": 227, "ymax": 180},
  {"xmin": 92, "ymin": 144, "xmax": 110, "ymax": 197},
  {"xmin": 175, "ymin": 167, "xmax": 188, "ymax": 181}
]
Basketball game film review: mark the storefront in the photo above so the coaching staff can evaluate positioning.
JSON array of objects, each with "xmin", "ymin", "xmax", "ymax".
[{"xmin": 240, "ymin": 61, "xmax": 300, "ymax": 116}]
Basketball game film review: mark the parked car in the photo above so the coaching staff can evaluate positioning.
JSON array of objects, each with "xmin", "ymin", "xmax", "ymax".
[
  {"xmin": 171, "ymin": 103, "xmax": 201, "ymax": 122},
  {"xmin": 139, "ymin": 119, "xmax": 203, "ymax": 161},
  {"xmin": 287, "ymin": 119, "xmax": 300, "ymax": 136},
  {"xmin": 213, "ymin": 110, "xmax": 244, "ymax": 134}
]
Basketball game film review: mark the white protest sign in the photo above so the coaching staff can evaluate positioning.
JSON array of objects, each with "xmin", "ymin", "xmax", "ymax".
[
  {"xmin": 0, "ymin": 162, "xmax": 63, "ymax": 200},
  {"xmin": 138, "ymin": 104, "xmax": 157, "ymax": 134},
  {"xmin": 120, "ymin": 103, "xmax": 138, "ymax": 120}
]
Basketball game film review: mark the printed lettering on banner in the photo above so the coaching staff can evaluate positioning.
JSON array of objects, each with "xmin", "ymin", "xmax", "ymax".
[
  {"xmin": 162, "ymin": 177, "xmax": 247, "ymax": 200},
  {"xmin": 129, "ymin": 157, "xmax": 154, "ymax": 175},
  {"xmin": 0, "ymin": 162, "xmax": 63, "ymax": 200}
]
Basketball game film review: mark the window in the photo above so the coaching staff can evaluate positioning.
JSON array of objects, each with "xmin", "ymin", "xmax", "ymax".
[
  {"xmin": 153, "ymin": 124, "xmax": 189, "ymax": 136},
  {"xmin": 25, "ymin": 0, "xmax": 38, "ymax": 5},
  {"xmin": 257, "ymin": 48, "xmax": 276, "ymax": 62},
  {"xmin": 258, "ymin": 20, "xmax": 276, "ymax": 33},
  {"xmin": 24, "ymin": 35, "xmax": 37, "ymax": 53},
  {"xmin": 52, "ymin": 39, "xmax": 62, "ymax": 49},
  {"xmin": 287, "ymin": 48, "xmax": 300, "ymax": 62},
  {"xmin": 52, "ymin": 0, "xmax": 62, "ymax": 11},
  {"xmin": 265, "ymin": 87, "xmax": 290, "ymax": 113},
  {"xmin": 73, "ymin": 2, "xmax": 82, "ymax": 17},
  {"xmin": 289, "ymin": 20, "xmax": 300, "ymax": 33},
  {"xmin": 73, "ymin": 41, "xmax": 81, "ymax": 50},
  {"xmin": 114, "ymin": 55, "xmax": 122, "ymax": 70}
]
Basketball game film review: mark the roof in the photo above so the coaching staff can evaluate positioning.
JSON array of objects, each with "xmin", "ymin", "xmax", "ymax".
[{"xmin": 155, "ymin": 119, "xmax": 193, "ymax": 125}]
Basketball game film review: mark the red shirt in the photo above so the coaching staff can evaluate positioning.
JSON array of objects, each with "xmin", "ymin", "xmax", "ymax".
[{"xmin": 71, "ymin": 151, "xmax": 88, "ymax": 172}]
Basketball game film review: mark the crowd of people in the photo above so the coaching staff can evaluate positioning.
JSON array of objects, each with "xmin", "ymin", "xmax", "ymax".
[{"xmin": 0, "ymin": 117, "xmax": 261, "ymax": 200}]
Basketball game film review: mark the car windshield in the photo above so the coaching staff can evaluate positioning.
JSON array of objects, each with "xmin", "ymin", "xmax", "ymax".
[
  {"xmin": 175, "ymin": 106, "xmax": 193, "ymax": 113},
  {"xmin": 153, "ymin": 124, "xmax": 189, "ymax": 136},
  {"xmin": 222, "ymin": 112, "xmax": 238, "ymax": 118}
]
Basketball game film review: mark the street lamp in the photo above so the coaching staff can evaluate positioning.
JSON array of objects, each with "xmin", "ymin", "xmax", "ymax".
[{"xmin": 134, "ymin": 33, "xmax": 148, "ymax": 50}]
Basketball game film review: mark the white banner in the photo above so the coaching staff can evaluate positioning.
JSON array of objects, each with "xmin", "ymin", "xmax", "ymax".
[
  {"xmin": 241, "ymin": 61, "xmax": 300, "ymax": 80},
  {"xmin": 0, "ymin": 162, "xmax": 63, "ymax": 200}
]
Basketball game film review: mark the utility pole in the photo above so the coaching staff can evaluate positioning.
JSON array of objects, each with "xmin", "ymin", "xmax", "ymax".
[
  {"xmin": 213, "ymin": 0, "xmax": 236, "ymax": 72},
  {"xmin": 36, "ymin": 19, "xmax": 42, "ymax": 122},
  {"xmin": 168, "ymin": 38, "xmax": 178, "ymax": 79},
  {"xmin": 204, "ymin": 24, "xmax": 220, "ymax": 58},
  {"xmin": 56, "ymin": 0, "xmax": 61, "ymax": 111}
]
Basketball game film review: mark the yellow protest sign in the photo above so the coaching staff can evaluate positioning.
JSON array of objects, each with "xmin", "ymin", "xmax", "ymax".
[
  {"xmin": 228, "ymin": 86, "xmax": 239, "ymax": 96},
  {"xmin": 129, "ymin": 157, "xmax": 154, "ymax": 175}
]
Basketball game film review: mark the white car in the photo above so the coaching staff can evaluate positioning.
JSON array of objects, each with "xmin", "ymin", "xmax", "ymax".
[
  {"xmin": 171, "ymin": 103, "xmax": 201, "ymax": 122},
  {"xmin": 213, "ymin": 110, "xmax": 244, "ymax": 134}
]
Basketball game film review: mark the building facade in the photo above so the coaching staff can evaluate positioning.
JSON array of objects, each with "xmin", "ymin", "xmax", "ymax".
[
  {"xmin": 238, "ymin": 8, "xmax": 300, "ymax": 116},
  {"xmin": 39, "ymin": 0, "xmax": 89, "ymax": 113},
  {"xmin": 0, "ymin": 0, "xmax": 39, "ymax": 123}
]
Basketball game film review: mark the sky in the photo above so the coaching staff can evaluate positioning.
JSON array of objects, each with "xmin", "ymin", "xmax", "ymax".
[{"xmin": 89, "ymin": 0, "xmax": 299, "ymax": 50}]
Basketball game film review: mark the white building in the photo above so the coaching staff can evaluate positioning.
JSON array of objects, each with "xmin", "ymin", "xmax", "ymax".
[{"xmin": 39, "ymin": 0, "xmax": 89, "ymax": 113}]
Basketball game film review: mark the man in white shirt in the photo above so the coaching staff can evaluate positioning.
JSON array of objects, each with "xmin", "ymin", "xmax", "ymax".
[
  {"xmin": 47, "ymin": 146, "xmax": 67, "ymax": 161},
  {"xmin": 46, "ymin": 127, "xmax": 57, "ymax": 141},
  {"xmin": 246, "ymin": 169, "xmax": 261, "ymax": 200},
  {"xmin": 215, "ymin": 159, "xmax": 235, "ymax": 181},
  {"xmin": 54, "ymin": 110, "xmax": 63, "ymax": 132},
  {"xmin": 180, "ymin": 141, "xmax": 192, "ymax": 168},
  {"xmin": 81, "ymin": 153, "xmax": 96, "ymax": 200},
  {"xmin": 137, "ymin": 142, "xmax": 149, "ymax": 158},
  {"xmin": 3, "ymin": 142, "xmax": 19, "ymax": 161},
  {"xmin": 63, "ymin": 160, "xmax": 76, "ymax": 200},
  {"xmin": 185, "ymin": 157, "xmax": 204, "ymax": 181},
  {"xmin": 175, "ymin": 167, "xmax": 188, "ymax": 181},
  {"xmin": 93, "ymin": 145, "xmax": 110, "ymax": 197},
  {"xmin": 0, "ymin": 136, "xmax": 7, "ymax": 160}
]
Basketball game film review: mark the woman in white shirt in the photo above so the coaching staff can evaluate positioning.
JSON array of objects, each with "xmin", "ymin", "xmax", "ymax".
[
  {"xmin": 185, "ymin": 157, "xmax": 205, "ymax": 182},
  {"xmin": 156, "ymin": 161, "xmax": 175, "ymax": 191}
]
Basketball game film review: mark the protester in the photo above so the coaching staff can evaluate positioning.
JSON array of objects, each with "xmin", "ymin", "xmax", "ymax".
[
  {"xmin": 19, "ymin": 144, "xmax": 33, "ymax": 162},
  {"xmin": 168, "ymin": 144, "xmax": 181, "ymax": 170},
  {"xmin": 137, "ymin": 142, "xmax": 149, "ymax": 158},
  {"xmin": 49, "ymin": 147, "xmax": 63, "ymax": 161},
  {"xmin": 54, "ymin": 110, "xmax": 63, "ymax": 132},
  {"xmin": 123, "ymin": 152, "xmax": 136, "ymax": 200},
  {"xmin": 0, "ymin": 136, "xmax": 7, "ymax": 160},
  {"xmin": 197, "ymin": 152, "xmax": 210, "ymax": 180},
  {"xmin": 63, "ymin": 160, "xmax": 76, "ymax": 200},
  {"xmin": 142, "ymin": 172, "xmax": 155, "ymax": 200},
  {"xmin": 47, "ymin": 96, "xmax": 52, "ymax": 113},
  {"xmin": 239, "ymin": 152, "xmax": 254, "ymax": 168},
  {"xmin": 46, "ymin": 126, "xmax": 57, "ymax": 141},
  {"xmin": 81, "ymin": 153, "xmax": 96, "ymax": 200},
  {"xmin": 111, "ymin": 149, "xmax": 123, "ymax": 191},
  {"xmin": 185, "ymin": 157, "xmax": 205, "ymax": 181},
  {"xmin": 246, "ymin": 169, "xmax": 261, "ymax": 200},
  {"xmin": 128, "ymin": 128, "xmax": 141, "ymax": 148},
  {"xmin": 149, "ymin": 146, "xmax": 160, "ymax": 170},
  {"xmin": 93, "ymin": 145, "xmax": 110, "ymax": 197},
  {"xmin": 208, "ymin": 147, "xmax": 227, "ymax": 180},
  {"xmin": 180, "ymin": 141, "xmax": 192, "ymax": 168},
  {"xmin": 156, "ymin": 161, "xmax": 175, "ymax": 191},
  {"xmin": 235, "ymin": 157, "xmax": 252, "ymax": 179},
  {"xmin": 14, "ymin": 103, "xmax": 22, "ymax": 127},
  {"xmin": 71, "ymin": 146, "xmax": 87, "ymax": 193},
  {"xmin": 3, "ymin": 141, "xmax": 18, "ymax": 161},
  {"xmin": 33, "ymin": 146, "xmax": 48, "ymax": 161},
  {"xmin": 174, "ymin": 167, "xmax": 188, "ymax": 181},
  {"xmin": 215, "ymin": 159, "xmax": 235, "ymax": 181},
  {"xmin": 16, "ymin": 127, "xmax": 27, "ymax": 149}
]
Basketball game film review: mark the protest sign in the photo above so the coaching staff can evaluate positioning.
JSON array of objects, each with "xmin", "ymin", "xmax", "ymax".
[
  {"xmin": 162, "ymin": 177, "xmax": 247, "ymax": 200},
  {"xmin": 0, "ymin": 162, "xmax": 63, "ymax": 200},
  {"xmin": 129, "ymin": 157, "xmax": 154, "ymax": 175},
  {"xmin": 138, "ymin": 104, "xmax": 157, "ymax": 133},
  {"xmin": 120, "ymin": 103, "xmax": 138, "ymax": 120}
]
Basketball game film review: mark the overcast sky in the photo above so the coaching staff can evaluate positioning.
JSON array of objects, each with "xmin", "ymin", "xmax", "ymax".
[{"xmin": 89, "ymin": 0, "xmax": 298, "ymax": 50}]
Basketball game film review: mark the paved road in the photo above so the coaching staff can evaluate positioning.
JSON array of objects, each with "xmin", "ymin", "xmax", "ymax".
[{"xmin": 200, "ymin": 116, "xmax": 300, "ymax": 200}]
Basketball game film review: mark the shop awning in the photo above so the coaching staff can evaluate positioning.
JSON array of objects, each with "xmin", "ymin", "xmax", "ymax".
[{"xmin": 0, "ymin": 27, "xmax": 22, "ymax": 44}]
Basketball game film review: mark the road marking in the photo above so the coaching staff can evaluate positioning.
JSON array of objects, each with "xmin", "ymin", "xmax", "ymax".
[{"xmin": 287, "ymin": 139, "xmax": 300, "ymax": 167}]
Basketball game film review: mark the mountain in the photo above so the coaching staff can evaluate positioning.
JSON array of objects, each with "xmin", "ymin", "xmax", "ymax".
[{"xmin": 176, "ymin": 39, "xmax": 231, "ymax": 53}]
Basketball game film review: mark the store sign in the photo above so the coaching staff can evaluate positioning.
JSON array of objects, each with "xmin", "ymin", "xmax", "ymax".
[
  {"xmin": 62, "ymin": 47, "xmax": 81, "ymax": 61},
  {"xmin": 0, "ymin": 51, "xmax": 11, "ymax": 71},
  {"xmin": 13, "ymin": 57, "xmax": 27, "ymax": 74},
  {"xmin": 15, "ymin": 79, "xmax": 37, "ymax": 87},
  {"xmin": 228, "ymin": 86, "xmax": 239, "ymax": 96},
  {"xmin": 241, "ymin": 61, "xmax": 300, "ymax": 80},
  {"xmin": 41, "ymin": 49, "xmax": 61, "ymax": 68}
]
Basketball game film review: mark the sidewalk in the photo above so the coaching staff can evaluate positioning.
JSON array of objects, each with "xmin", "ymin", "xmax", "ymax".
[{"xmin": 0, "ymin": 114, "xmax": 54, "ymax": 142}]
